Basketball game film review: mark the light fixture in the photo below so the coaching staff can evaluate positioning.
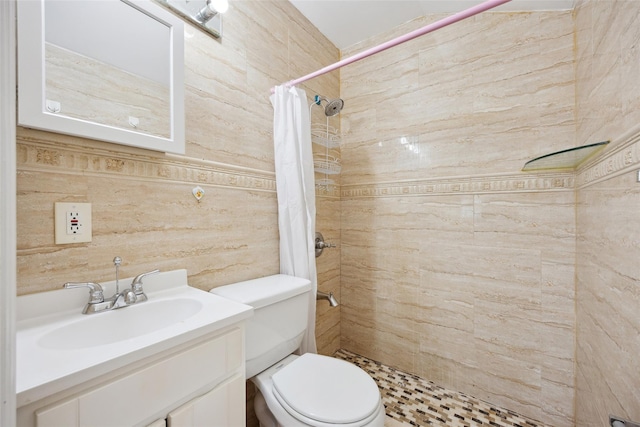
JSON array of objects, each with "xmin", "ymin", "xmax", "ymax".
[
  {"xmin": 194, "ymin": 0, "xmax": 228, "ymax": 24},
  {"xmin": 157, "ymin": 0, "xmax": 228, "ymax": 39}
]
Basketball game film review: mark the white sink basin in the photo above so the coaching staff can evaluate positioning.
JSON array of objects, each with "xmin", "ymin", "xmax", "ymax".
[
  {"xmin": 16, "ymin": 269, "xmax": 253, "ymax": 407},
  {"xmin": 38, "ymin": 298, "xmax": 203, "ymax": 350}
]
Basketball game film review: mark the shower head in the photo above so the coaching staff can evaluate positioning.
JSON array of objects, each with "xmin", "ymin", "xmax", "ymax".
[
  {"xmin": 323, "ymin": 98, "xmax": 344, "ymax": 116},
  {"xmin": 314, "ymin": 95, "xmax": 344, "ymax": 117}
]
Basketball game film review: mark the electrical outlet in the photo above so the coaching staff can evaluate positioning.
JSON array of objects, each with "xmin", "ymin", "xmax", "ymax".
[
  {"xmin": 66, "ymin": 211, "xmax": 82, "ymax": 234},
  {"xmin": 55, "ymin": 202, "xmax": 92, "ymax": 244}
]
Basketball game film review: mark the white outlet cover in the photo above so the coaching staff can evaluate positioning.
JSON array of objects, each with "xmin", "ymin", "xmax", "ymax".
[{"xmin": 54, "ymin": 202, "xmax": 92, "ymax": 244}]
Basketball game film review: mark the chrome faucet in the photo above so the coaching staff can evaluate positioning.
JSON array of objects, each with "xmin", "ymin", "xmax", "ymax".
[
  {"xmin": 129, "ymin": 269, "xmax": 160, "ymax": 303},
  {"xmin": 63, "ymin": 282, "xmax": 115, "ymax": 314},
  {"xmin": 63, "ymin": 282, "xmax": 106, "ymax": 314},
  {"xmin": 63, "ymin": 262, "xmax": 160, "ymax": 314}
]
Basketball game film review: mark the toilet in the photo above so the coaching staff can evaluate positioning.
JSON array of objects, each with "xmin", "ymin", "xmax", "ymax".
[{"xmin": 211, "ymin": 274, "xmax": 385, "ymax": 427}]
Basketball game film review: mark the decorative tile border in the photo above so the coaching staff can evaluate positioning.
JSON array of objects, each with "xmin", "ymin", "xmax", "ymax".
[
  {"xmin": 17, "ymin": 136, "xmax": 278, "ymax": 192},
  {"xmin": 20, "ymin": 124, "xmax": 640, "ymax": 199},
  {"xmin": 576, "ymin": 125, "xmax": 640, "ymax": 188},
  {"xmin": 341, "ymin": 173, "xmax": 575, "ymax": 198},
  {"xmin": 335, "ymin": 349, "xmax": 548, "ymax": 427},
  {"xmin": 17, "ymin": 136, "xmax": 343, "ymax": 198},
  {"xmin": 315, "ymin": 184, "xmax": 341, "ymax": 198}
]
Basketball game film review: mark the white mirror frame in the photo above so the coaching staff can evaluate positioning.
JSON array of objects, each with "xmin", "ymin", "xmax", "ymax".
[{"xmin": 17, "ymin": 0, "xmax": 185, "ymax": 154}]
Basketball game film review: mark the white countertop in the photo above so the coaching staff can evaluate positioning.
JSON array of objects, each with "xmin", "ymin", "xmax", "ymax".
[{"xmin": 17, "ymin": 269, "xmax": 253, "ymax": 407}]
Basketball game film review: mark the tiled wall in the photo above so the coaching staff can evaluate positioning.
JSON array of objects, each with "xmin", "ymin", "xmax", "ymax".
[
  {"xmin": 575, "ymin": 1, "xmax": 640, "ymax": 425},
  {"xmin": 340, "ymin": 11, "xmax": 576, "ymax": 426},
  {"xmin": 15, "ymin": 0, "xmax": 341, "ymax": 377}
]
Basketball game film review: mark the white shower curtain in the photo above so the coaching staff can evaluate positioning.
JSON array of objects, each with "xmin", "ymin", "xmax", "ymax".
[{"xmin": 270, "ymin": 85, "xmax": 318, "ymax": 354}]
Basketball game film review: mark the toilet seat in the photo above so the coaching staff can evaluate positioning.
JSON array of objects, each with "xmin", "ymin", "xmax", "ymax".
[{"xmin": 271, "ymin": 353, "xmax": 381, "ymax": 426}]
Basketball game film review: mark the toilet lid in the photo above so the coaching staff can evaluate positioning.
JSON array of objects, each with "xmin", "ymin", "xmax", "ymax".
[{"xmin": 271, "ymin": 354, "xmax": 380, "ymax": 424}]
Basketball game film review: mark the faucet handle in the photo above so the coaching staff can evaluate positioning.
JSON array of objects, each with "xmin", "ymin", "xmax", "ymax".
[
  {"xmin": 130, "ymin": 269, "xmax": 160, "ymax": 295},
  {"xmin": 63, "ymin": 282, "xmax": 105, "ymax": 303}
]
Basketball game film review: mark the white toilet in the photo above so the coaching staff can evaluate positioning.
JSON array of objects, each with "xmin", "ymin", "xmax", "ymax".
[{"xmin": 211, "ymin": 274, "xmax": 386, "ymax": 427}]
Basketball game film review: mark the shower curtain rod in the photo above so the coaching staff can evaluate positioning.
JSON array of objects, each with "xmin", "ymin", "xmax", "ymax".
[{"xmin": 270, "ymin": 0, "xmax": 511, "ymax": 94}]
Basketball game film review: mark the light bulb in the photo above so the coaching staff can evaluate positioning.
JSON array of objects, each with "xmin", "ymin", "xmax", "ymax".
[
  {"xmin": 195, "ymin": 0, "xmax": 228, "ymax": 23},
  {"xmin": 208, "ymin": 0, "xmax": 228, "ymax": 14}
]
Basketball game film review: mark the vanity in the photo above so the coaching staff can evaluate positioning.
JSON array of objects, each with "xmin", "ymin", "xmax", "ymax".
[{"xmin": 16, "ymin": 269, "xmax": 253, "ymax": 427}]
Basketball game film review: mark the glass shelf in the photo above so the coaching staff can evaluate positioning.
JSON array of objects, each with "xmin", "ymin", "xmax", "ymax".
[{"xmin": 522, "ymin": 141, "xmax": 609, "ymax": 172}]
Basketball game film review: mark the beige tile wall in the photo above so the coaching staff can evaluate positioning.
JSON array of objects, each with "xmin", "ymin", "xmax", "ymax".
[
  {"xmin": 340, "ymin": 11, "xmax": 576, "ymax": 426},
  {"xmin": 340, "ymin": 11, "xmax": 575, "ymax": 183},
  {"xmin": 16, "ymin": 2, "xmax": 340, "ymax": 423},
  {"xmin": 575, "ymin": 0, "xmax": 640, "ymax": 425}
]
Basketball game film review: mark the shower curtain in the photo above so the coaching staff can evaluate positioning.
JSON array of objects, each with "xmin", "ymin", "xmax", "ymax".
[{"xmin": 270, "ymin": 85, "xmax": 318, "ymax": 354}]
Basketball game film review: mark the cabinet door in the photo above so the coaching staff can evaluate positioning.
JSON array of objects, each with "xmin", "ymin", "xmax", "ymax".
[
  {"xmin": 31, "ymin": 327, "xmax": 244, "ymax": 427},
  {"xmin": 35, "ymin": 398, "xmax": 78, "ymax": 427},
  {"xmin": 78, "ymin": 331, "xmax": 236, "ymax": 427},
  {"xmin": 167, "ymin": 374, "xmax": 245, "ymax": 427},
  {"xmin": 146, "ymin": 420, "xmax": 166, "ymax": 427}
]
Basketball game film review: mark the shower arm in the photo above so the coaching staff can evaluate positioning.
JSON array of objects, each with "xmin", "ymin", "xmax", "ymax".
[{"xmin": 270, "ymin": 0, "xmax": 511, "ymax": 93}]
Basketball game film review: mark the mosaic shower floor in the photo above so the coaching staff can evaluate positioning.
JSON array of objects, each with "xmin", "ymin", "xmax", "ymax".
[{"xmin": 334, "ymin": 349, "xmax": 548, "ymax": 427}]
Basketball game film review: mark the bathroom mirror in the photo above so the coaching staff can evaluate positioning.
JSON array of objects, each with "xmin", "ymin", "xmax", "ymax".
[{"xmin": 17, "ymin": 0, "xmax": 185, "ymax": 154}]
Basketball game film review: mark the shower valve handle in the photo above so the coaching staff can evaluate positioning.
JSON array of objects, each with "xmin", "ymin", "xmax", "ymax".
[
  {"xmin": 315, "ymin": 232, "xmax": 336, "ymax": 258},
  {"xmin": 316, "ymin": 241, "xmax": 336, "ymax": 249}
]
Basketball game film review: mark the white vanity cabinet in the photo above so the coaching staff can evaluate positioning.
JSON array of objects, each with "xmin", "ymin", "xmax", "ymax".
[
  {"xmin": 21, "ymin": 325, "xmax": 246, "ymax": 427},
  {"xmin": 166, "ymin": 374, "xmax": 245, "ymax": 426}
]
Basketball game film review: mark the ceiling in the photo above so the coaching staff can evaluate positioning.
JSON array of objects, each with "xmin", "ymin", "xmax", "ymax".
[{"xmin": 288, "ymin": 0, "xmax": 575, "ymax": 49}]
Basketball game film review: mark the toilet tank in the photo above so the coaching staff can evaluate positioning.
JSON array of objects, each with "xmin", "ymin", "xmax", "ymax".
[{"xmin": 210, "ymin": 274, "xmax": 311, "ymax": 378}]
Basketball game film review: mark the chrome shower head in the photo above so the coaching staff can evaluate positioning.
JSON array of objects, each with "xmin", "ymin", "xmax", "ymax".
[
  {"xmin": 314, "ymin": 95, "xmax": 344, "ymax": 117},
  {"xmin": 323, "ymin": 98, "xmax": 344, "ymax": 116}
]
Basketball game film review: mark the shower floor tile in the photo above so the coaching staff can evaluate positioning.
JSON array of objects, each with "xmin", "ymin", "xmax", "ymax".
[{"xmin": 334, "ymin": 349, "xmax": 549, "ymax": 427}]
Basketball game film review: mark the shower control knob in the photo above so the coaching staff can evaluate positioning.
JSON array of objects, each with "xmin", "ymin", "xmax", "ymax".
[
  {"xmin": 316, "ymin": 241, "xmax": 336, "ymax": 249},
  {"xmin": 315, "ymin": 232, "xmax": 336, "ymax": 258}
]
